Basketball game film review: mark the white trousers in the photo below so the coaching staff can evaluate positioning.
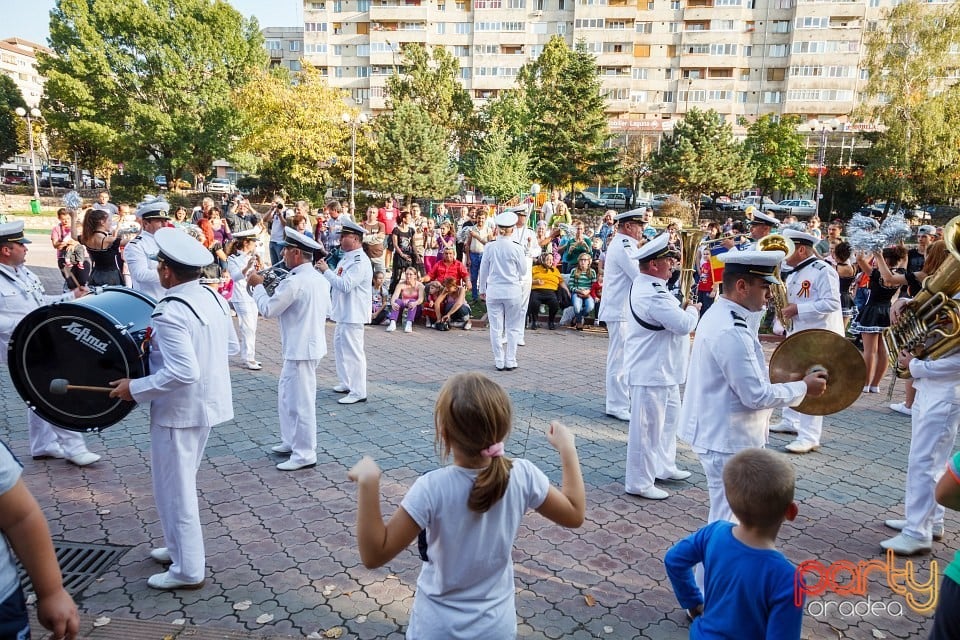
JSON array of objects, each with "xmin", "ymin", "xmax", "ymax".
[
  {"xmin": 626, "ymin": 385, "xmax": 680, "ymax": 492},
  {"xmin": 233, "ymin": 302, "xmax": 258, "ymax": 363},
  {"xmin": 781, "ymin": 406, "xmax": 823, "ymax": 446},
  {"xmin": 696, "ymin": 449, "xmax": 738, "ymax": 525},
  {"xmin": 486, "ymin": 297, "xmax": 524, "ymax": 368},
  {"xmin": 28, "ymin": 409, "xmax": 89, "ymax": 458},
  {"xmin": 278, "ymin": 359, "xmax": 320, "ymax": 466},
  {"xmin": 902, "ymin": 390, "xmax": 960, "ymax": 541},
  {"xmin": 151, "ymin": 424, "xmax": 209, "ymax": 583},
  {"xmin": 605, "ymin": 321, "xmax": 630, "ymax": 415},
  {"xmin": 334, "ymin": 323, "xmax": 366, "ymax": 398},
  {"xmin": 518, "ymin": 277, "xmax": 532, "ymax": 342}
]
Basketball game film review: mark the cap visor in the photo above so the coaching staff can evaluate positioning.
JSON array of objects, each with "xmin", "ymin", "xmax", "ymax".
[{"xmin": 761, "ymin": 274, "xmax": 780, "ymax": 284}]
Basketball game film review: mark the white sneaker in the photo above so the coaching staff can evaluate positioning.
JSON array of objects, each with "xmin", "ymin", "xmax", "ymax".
[
  {"xmin": 628, "ymin": 486, "xmax": 669, "ymax": 500},
  {"xmin": 606, "ymin": 410, "xmax": 631, "ymax": 422},
  {"xmin": 463, "ymin": 320, "xmax": 472, "ymax": 330},
  {"xmin": 658, "ymin": 469, "xmax": 692, "ymax": 481},
  {"xmin": 425, "ymin": 319, "xmax": 433, "ymax": 328},
  {"xmin": 245, "ymin": 360, "xmax": 262, "ymax": 370},
  {"xmin": 150, "ymin": 547, "xmax": 171, "ymax": 564},
  {"xmin": 332, "ymin": 384, "xmax": 350, "ymax": 393},
  {"xmin": 769, "ymin": 421, "xmax": 799, "ymax": 434},
  {"xmin": 890, "ymin": 402, "xmax": 912, "ymax": 416},
  {"xmin": 784, "ymin": 440, "xmax": 819, "ymax": 454},
  {"xmin": 67, "ymin": 452, "xmax": 101, "ymax": 466},
  {"xmin": 271, "ymin": 443, "xmax": 293, "ymax": 454},
  {"xmin": 404, "ymin": 321, "xmax": 412, "ymax": 333},
  {"xmin": 880, "ymin": 532, "xmax": 932, "ymax": 556},
  {"xmin": 386, "ymin": 320, "xmax": 396, "ymax": 332},
  {"xmin": 884, "ymin": 519, "xmax": 944, "ymax": 540},
  {"xmin": 338, "ymin": 393, "xmax": 367, "ymax": 405}
]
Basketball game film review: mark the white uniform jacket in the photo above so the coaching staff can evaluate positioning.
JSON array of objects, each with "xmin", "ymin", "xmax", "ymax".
[
  {"xmin": 598, "ymin": 233, "xmax": 640, "ymax": 322},
  {"xmin": 129, "ymin": 281, "xmax": 238, "ymax": 428},
  {"xmin": 678, "ymin": 296, "xmax": 807, "ymax": 453},
  {"xmin": 624, "ymin": 273, "xmax": 699, "ymax": 387},
  {"xmin": 909, "ymin": 293, "xmax": 960, "ymax": 402},
  {"xmin": 478, "ymin": 236, "xmax": 526, "ymax": 300},
  {"xmin": 0, "ymin": 264, "xmax": 73, "ymax": 365},
  {"xmin": 226, "ymin": 253, "xmax": 256, "ymax": 307},
  {"xmin": 323, "ymin": 248, "xmax": 373, "ymax": 324},
  {"xmin": 513, "ymin": 226, "xmax": 541, "ymax": 280},
  {"xmin": 125, "ymin": 231, "xmax": 165, "ymax": 301},
  {"xmin": 253, "ymin": 263, "xmax": 331, "ymax": 360},
  {"xmin": 785, "ymin": 257, "xmax": 844, "ymax": 335}
]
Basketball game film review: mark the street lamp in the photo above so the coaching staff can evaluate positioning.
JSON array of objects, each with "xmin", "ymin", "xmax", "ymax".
[
  {"xmin": 15, "ymin": 107, "xmax": 41, "ymax": 204},
  {"xmin": 810, "ymin": 118, "xmax": 840, "ymax": 217},
  {"xmin": 342, "ymin": 112, "xmax": 368, "ymax": 217}
]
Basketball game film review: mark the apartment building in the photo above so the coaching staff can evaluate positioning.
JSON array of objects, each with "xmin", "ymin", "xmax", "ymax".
[
  {"xmin": 263, "ymin": 27, "xmax": 307, "ymax": 72},
  {"xmin": 0, "ymin": 38, "xmax": 49, "ymax": 108}
]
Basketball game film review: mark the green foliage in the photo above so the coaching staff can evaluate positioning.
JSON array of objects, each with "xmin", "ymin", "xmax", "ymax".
[
  {"xmin": 743, "ymin": 115, "xmax": 811, "ymax": 198},
  {"xmin": 471, "ymin": 126, "xmax": 530, "ymax": 201},
  {"xmin": 521, "ymin": 37, "xmax": 616, "ymax": 192},
  {"xmin": 0, "ymin": 76, "xmax": 27, "ymax": 162},
  {"xmin": 858, "ymin": 0, "xmax": 960, "ymax": 204},
  {"xmin": 39, "ymin": 0, "xmax": 266, "ymax": 187},
  {"xmin": 646, "ymin": 108, "xmax": 754, "ymax": 220},
  {"xmin": 233, "ymin": 66, "xmax": 350, "ymax": 199},
  {"xmin": 369, "ymin": 99, "xmax": 458, "ymax": 203},
  {"xmin": 387, "ymin": 43, "xmax": 475, "ymax": 152}
]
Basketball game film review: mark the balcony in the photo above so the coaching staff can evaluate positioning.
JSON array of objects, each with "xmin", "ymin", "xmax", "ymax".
[{"xmin": 369, "ymin": 3, "xmax": 428, "ymax": 20}]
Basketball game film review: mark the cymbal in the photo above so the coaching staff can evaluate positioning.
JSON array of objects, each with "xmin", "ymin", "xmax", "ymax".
[{"xmin": 769, "ymin": 329, "xmax": 865, "ymax": 416}]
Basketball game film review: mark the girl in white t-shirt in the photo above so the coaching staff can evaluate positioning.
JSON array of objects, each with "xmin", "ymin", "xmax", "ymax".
[{"xmin": 348, "ymin": 372, "xmax": 585, "ymax": 640}]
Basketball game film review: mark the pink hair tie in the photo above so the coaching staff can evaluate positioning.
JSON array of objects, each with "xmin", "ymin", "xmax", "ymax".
[{"xmin": 481, "ymin": 442, "xmax": 505, "ymax": 458}]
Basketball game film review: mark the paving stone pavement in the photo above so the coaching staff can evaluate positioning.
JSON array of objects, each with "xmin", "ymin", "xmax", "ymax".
[{"xmin": 2, "ymin": 232, "xmax": 951, "ymax": 639}]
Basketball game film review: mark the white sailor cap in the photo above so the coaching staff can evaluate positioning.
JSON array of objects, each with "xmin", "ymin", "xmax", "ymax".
[
  {"xmin": 284, "ymin": 227, "xmax": 323, "ymax": 252},
  {"xmin": 136, "ymin": 195, "xmax": 171, "ymax": 220},
  {"xmin": 918, "ymin": 224, "xmax": 936, "ymax": 236},
  {"xmin": 614, "ymin": 209, "xmax": 648, "ymax": 224},
  {"xmin": 505, "ymin": 205, "xmax": 528, "ymax": 216},
  {"xmin": 718, "ymin": 249, "xmax": 784, "ymax": 284},
  {"xmin": 782, "ymin": 228, "xmax": 818, "ymax": 247},
  {"xmin": 495, "ymin": 211, "xmax": 518, "ymax": 228},
  {"xmin": 339, "ymin": 219, "xmax": 366, "ymax": 237},
  {"xmin": 635, "ymin": 232, "xmax": 679, "ymax": 263},
  {"xmin": 0, "ymin": 221, "xmax": 31, "ymax": 244},
  {"xmin": 232, "ymin": 228, "xmax": 259, "ymax": 239},
  {"xmin": 748, "ymin": 210, "xmax": 780, "ymax": 226},
  {"xmin": 155, "ymin": 227, "xmax": 213, "ymax": 268}
]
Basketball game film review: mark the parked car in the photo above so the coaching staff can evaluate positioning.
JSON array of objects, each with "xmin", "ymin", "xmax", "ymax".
[
  {"xmin": 2, "ymin": 170, "xmax": 28, "ymax": 185},
  {"xmin": 735, "ymin": 196, "xmax": 781, "ymax": 212},
  {"xmin": 775, "ymin": 199, "xmax": 818, "ymax": 218},
  {"xmin": 564, "ymin": 191, "xmax": 606, "ymax": 210},
  {"xmin": 39, "ymin": 164, "xmax": 73, "ymax": 188},
  {"xmin": 207, "ymin": 177, "xmax": 236, "ymax": 194},
  {"xmin": 604, "ymin": 192, "xmax": 628, "ymax": 210},
  {"xmin": 155, "ymin": 176, "xmax": 190, "ymax": 190}
]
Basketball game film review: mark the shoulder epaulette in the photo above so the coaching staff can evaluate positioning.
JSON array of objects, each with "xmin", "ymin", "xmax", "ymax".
[
  {"xmin": 812, "ymin": 260, "xmax": 827, "ymax": 270},
  {"xmin": 730, "ymin": 309, "xmax": 748, "ymax": 329},
  {"xmin": 651, "ymin": 281, "xmax": 669, "ymax": 295}
]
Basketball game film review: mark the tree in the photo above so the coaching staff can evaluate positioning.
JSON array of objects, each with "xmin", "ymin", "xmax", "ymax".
[
  {"xmin": 743, "ymin": 115, "xmax": 811, "ymax": 200},
  {"xmin": 387, "ymin": 43, "xmax": 475, "ymax": 153},
  {"xmin": 646, "ymin": 108, "xmax": 754, "ymax": 219},
  {"xmin": 368, "ymin": 99, "xmax": 458, "ymax": 203},
  {"xmin": 521, "ymin": 37, "xmax": 617, "ymax": 193},
  {"xmin": 0, "ymin": 76, "xmax": 26, "ymax": 163},
  {"xmin": 471, "ymin": 125, "xmax": 530, "ymax": 202},
  {"xmin": 858, "ymin": 0, "xmax": 960, "ymax": 206},
  {"xmin": 233, "ymin": 66, "xmax": 350, "ymax": 197},
  {"xmin": 38, "ymin": 0, "xmax": 266, "ymax": 188}
]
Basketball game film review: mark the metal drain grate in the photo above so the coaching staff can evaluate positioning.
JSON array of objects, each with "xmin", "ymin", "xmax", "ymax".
[{"xmin": 20, "ymin": 541, "xmax": 129, "ymax": 600}]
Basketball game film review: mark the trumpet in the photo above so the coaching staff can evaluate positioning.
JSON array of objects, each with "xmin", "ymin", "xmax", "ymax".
[
  {"xmin": 757, "ymin": 234, "xmax": 796, "ymax": 332},
  {"xmin": 698, "ymin": 234, "xmax": 752, "ymax": 250}
]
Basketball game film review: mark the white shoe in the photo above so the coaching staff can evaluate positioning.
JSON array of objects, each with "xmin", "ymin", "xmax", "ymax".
[
  {"xmin": 606, "ymin": 410, "xmax": 630, "ymax": 422},
  {"xmin": 386, "ymin": 320, "xmax": 396, "ymax": 332},
  {"xmin": 150, "ymin": 547, "xmax": 171, "ymax": 564},
  {"xmin": 769, "ymin": 421, "xmax": 799, "ymax": 434},
  {"xmin": 784, "ymin": 440, "xmax": 819, "ymax": 454},
  {"xmin": 67, "ymin": 452, "xmax": 101, "ymax": 466},
  {"xmin": 338, "ymin": 393, "xmax": 367, "ymax": 405},
  {"xmin": 32, "ymin": 446, "xmax": 66, "ymax": 460},
  {"xmin": 271, "ymin": 443, "xmax": 292, "ymax": 454},
  {"xmin": 245, "ymin": 360, "xmax": 262, "ymax": 370},
  {"xmin": 425, "ymin": 319, "xmax": 433, "ymax": 328},
  {"xmin": 147, "ymin": 571, "xmax": 205, "ymax": 590},
  {"xmin": 868, "ymin": 385, "xmax": 881, "ymax": 393},
  {"xmin": 464, "ymin": 321, "xmax": 472, "ymax": 330},
  {"xmin": 884, "ymin": 519, "xmax": 944, "ymax": 540},
  {"xmin": 332, "ymin": 384, "xmax": 350, "ymax": 393},
  {"xmin": 889, "ymin": 402, "xmax": 912, "ymax": 416},
  {"xmin": 518, "ymin": 339, "xmax": 525, "ymax": 346},
  {"xmin": 404, "ymin": 321, "xmax": 412, "ymax": 333},
  {"xmin": 880, "ymin": 532, "xmax": 932, "ymax": 556},
  {"xmin": 276, "ymin": 459, "xmax": 317, "ymax": 471},
  {"xmin": 658, "ymin": 469, "xmax": 692, "ymax": 481},
  {"xmin": 629, "ymin": 486, "xmax": 669, "ymax": 500}
]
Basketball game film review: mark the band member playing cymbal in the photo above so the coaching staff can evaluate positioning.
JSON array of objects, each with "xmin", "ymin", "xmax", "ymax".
[
  {"xmin": 0, "ymin": 221, "xmax": 100, "ymax": 467},
  {"xmin": 679, "ymin": 250, "xmax": 827, "ymax": 525},
  {"xmin": 110, "ymin": 228, "xmax": 238, "ymax": 590}
]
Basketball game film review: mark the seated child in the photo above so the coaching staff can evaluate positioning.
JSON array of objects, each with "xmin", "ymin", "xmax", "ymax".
[
  {"xmin": 370, "ymin": 270, "xmax": 390, "ymax": 325},
  {"xmin": 664, "ymin": 448, "xmax": 803, "ymax": 639},
  {"xmin": 434, "ymin": 277, "xmax": 471, "ymax": 330},
  {"xmin": 348, "ymin": 372, "xmax": 585, "ymax": 640}
]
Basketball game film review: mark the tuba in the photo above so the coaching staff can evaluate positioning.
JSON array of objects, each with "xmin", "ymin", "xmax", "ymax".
[
  {"xmin": 247, "ymin": 263, "xmax": 290, "ymax": 296},
  {"xmin": 883, "ymin": 216, "xmax": 960, "ymax": 378},
  {"xmin": 678, "ymin": 229, "xmax": 703, "ymax": 309},
  {"xmin": 757, "ymin": 233, "xmax": 796, "ymax": 332}
]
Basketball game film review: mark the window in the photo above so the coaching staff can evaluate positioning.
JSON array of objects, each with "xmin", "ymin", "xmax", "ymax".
[
  {"xmin": 632, "ymin": 67, "xmax": 648, "ymax": 79},
  {"xmin": 607, "ymin": 20, "xmax": 628, "ymax": 29},
  {"xmin": 630, "ymin": 90, "xmax": 648, "ymax": 103},
  {"xmin": 795, "ymin": 16, "xmax": 828, "ymax": 29},
  {"xmin": 333, "ymin": 23, "xmax": 343, "ymax": 34},
  {"xmin": 634, "ymin": 44, "xmax": 651, "ymax": 57},
  {"xmin": 289, "ymin": 41, "xmax": 301, "ymax": 51},
  {"xmin": 664, "ymin": 68, "xmax": 673, "ymax": 79},
  {"xmin": 762, "ymin": 90, "xmax": 781, "ymax": 103},
  {"xmin": 475, "ymin": 0, "xmax": 502, "ymax": 7},
  {"xmin": 682, "ymin": 69, "xmax": 702, "ymax": 78},
  {"xmin": 668, "ymin": 22, "xmax": 680, "ymax": 32},
  {"xmin": 869, "ymin": 0, "xmax": 879, "ymax": 5},
  {"xmin": 455, "ymin": 22, "xmax": 471, "ymax": 33},
  {"xmin": 711, "ymin": 20, "xmax": 735, "ymax": 31},
  {"xmin": 686, "ymin": 44, "xmax": 709, "ymax": 54},
  {"xmin": 768, "ymin": 44, "xmax": 787, "ymax": 56},
  {"xmin": 333, "ymin": 45, "xmax": 343, "ymax": 55},
  {"xmin": 559, "ymin": 0, "xmax": 565, "ymax": 8},
  {"xmin": 508, "ymin": 0, "xmax": 526, "ymax": 7},
  {"xmin": 452, "ymin": 45, "xmax": 470, "ymax": 56},
  {"xmin": 737, "ymin": 91, "xmax": 748, "ymax": 103},
  {"xmin": 290, "ymin": 60, "xmax": 302, "ymax": 71},
  {"xmin": 306, "ymin": 22, "xmax": 328, "ymax": 31},
  {"xmin": 400, "ymin": 21, "xmax": 425, "ymax": 30},
  {"xmin": 636, "ymin": 21, "xmax": 652, "ymax": 33},
  {"xmin": 475, "ymin": 44, "xmax": 498, "ymax": 53},
  {"xmin": 333, "ymin": 0, "xmax": 343, "ymax": 11},
  {"xmin": 707, "ymin": 90, "xmax": 731, "ymax": 100},
  {"xmin": 775, "ymin": 0, "xmax": 793, "ymax": 7},
  {"xmin": 602, "ymin": 87, "xmax": 630, "ymax": 99},
  {"xmin": 357, "ymin": 66, "xmax": 370, "ymax": 77},
  {"xmin": 455, "ymin": 0, "xmax": 469, "ymax": 8},
  {"xmin": 715, "ymin": 0, "xmax": 742, "ymax": 5},
  {"xmin": 310, "ymin": 2, "xmax": 326, "ymax": 8},
  {"xmin": 743, "ymin": 45, "xmax": 752, "ymax": 56},
  {"xmin": 575, "ymin": 18, "xmax": 605, "ymax": 28},
  {"xmin": 266, "ymin": 40, "xmax": 282, "ymax": 50},
  {"xmin": 436, "ymin": 22, "xmax": 445, "ymax": 33},
  {"xmin": 771, "ymin": 20, "xmax": 790, "ymax": 33},
  {"xmin": 767, "ymin": 67, "xmax": 785, "ymax": 81},
  {"xmin": 358, "ymin": 0, "xmax": 371, "ymax": 8},
  {"xmin": 710, "ymin": 43, "xmax": 736, "ymax": 55},
  {"xmin": 357, "ymin": 44, "xmax": 370, "ymax": 55},
  {"xmin": 557, "ymin": 22, "xmax": 566, "ymax": 34},
  {"xmin": 335, "ymin": 66, "xmax": 344, "ymax": 77},
  {"xmin": 663, "ymin": 90, "xmax": 674, "ymax": 102},
  {"xmin": 503, "ymin": 21, "xmax": 525, "ymax": 30},
  {"xmin": 460, "ymin": 67, "xmax": 471, "ymax": 78},
  {"xmin": 670, "ymin": 0, "xmax": 681, "ymax": 8},
  {"xmin": 306, "ymin": 43, "xmax": 328, "ymax": 53},
  {"xmin": 352, "ymin": 88, "xmax": 370, "ymax": 103}
]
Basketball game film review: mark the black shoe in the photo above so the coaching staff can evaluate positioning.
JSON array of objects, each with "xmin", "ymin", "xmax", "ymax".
[
  {"xmin": 530, "ymin": 322, "xmax": 539, "ymax": 330},
  {"xmin": 548, "ymin": 321, "xmax": 556, "ymax": 330}
]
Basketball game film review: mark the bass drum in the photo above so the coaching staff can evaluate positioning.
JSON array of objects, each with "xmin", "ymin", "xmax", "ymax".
[{"xmin": 8, "ymin": 287, "xmax": 155, "ymax": 432}]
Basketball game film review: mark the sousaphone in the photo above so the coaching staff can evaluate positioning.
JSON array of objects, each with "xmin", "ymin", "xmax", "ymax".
[{"xmin": 768, "ymin": 329, "xmax": 865, "ymax": 416}]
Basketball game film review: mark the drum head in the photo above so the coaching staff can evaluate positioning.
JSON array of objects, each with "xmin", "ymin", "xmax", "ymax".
[{"xmin": 9, "ymin": 287, "xmax": 154, "ymax": 432}]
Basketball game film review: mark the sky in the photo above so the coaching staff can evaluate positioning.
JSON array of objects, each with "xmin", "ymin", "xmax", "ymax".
[{"xmin": 2, "ymin": 0, "xmax": 303, "ymax": 46}]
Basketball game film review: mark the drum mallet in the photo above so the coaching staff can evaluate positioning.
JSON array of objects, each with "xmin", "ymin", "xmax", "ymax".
[{"xmin": 49, "ymin": 379, "xmax": 114, "ymax": 395}]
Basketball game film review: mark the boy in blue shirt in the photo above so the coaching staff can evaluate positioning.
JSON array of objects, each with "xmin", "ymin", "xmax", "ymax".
[{"xmin": 664, "ymin": 448, "xmax": 803, "ymax": 639}]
